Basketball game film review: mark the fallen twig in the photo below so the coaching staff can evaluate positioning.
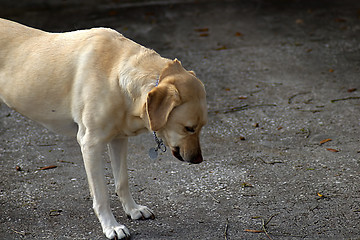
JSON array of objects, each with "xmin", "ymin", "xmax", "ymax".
[
  {"xmin": 288, "ymin": 92, "xmax": 311, "ymax": 104},
  {"xmin": 262, "ymin": 219, "xmax": 273, "ymax": 240},
  {"xmin": 195, "ymin": 178, "xmax": 220, "ymax": 204},
  {"xmin": 224, "ymin": 218, "xmax": 229, "ymax": 240},
  {"xmin": 243, "ymin": 194, "xmax": 257, "ymax": 197},
  {"xmin": 59, "ymin": 160, "xmax": 75, "ymax": 164},
  {"xmin": 296, "ymin": 109, "xmax": 322, "ymax": 113},
  {"xmin": 209, "ymin": 192, "xmax": 220, "ymax": 203},
  {"xmin": 262, "ymin": 213, "xmax": 278, "ymax": 240},
  {"xmin": 40, "ymin": 165, "xmax": 57, "ymax": 170},
  {"xmin": 264, "ymin": 213, "xmax": 278, "ymax": 227},
  {"xmin": 244, "ymin": 229, "xmax": 264, "ymax": 233},
  {"xmin": 245, "ymin": 213, "xmax": 278, "ymax": 239},
  {"xmin": 213, "ymin": 104, "xmax": 248, "ymax": 114},
  {"xmin": 258, "ymin": 157, "xmax": 283, "ymax": 165},
  {"xmin": 330, "ymin": 96, "xmax": 360, "ymax": 103},
  {"xmin": 210, "ymin": 104, "xmax": 277, "ymax": 115},
  {"xmin": 11, "ymin": 228, "xmax": 26, "ymax": 236}
]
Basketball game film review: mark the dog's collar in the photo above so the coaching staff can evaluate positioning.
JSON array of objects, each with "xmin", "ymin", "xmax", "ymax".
[{"xmin": 148, "ymin": 77, "xmax": 167, "ymax": 159}]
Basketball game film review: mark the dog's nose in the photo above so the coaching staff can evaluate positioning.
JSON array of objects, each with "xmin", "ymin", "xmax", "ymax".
[{"xmin": 190, "ymin": 154, "xmax": 203, "ymax": 164}]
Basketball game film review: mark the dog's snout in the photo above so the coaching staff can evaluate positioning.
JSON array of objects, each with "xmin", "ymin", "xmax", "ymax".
[
  {"xmin": 171, "ymin": 146, "xmax": 203, "ymax": 164},
  {"xmin": 191, "ymin": 154, "xmax": 203, "ymax": 164},
  {"xmin": 172, "ymin": 147, "xmax": 184, "ymax": 161}
]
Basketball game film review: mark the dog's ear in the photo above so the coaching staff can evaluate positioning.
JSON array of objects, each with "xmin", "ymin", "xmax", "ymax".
[
  {"xmin": 160, "ymin": 59, "xmax": 185, "ymax": 80},
  {"xmin": 188, "ymin": 70, "xmax": 196, "ymax": 76},
  {"xmin": 146, "ymin": 85, "xmax": 181, "ymax": 131}
]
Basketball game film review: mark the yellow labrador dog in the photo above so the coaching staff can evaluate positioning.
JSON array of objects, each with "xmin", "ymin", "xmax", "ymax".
[{"xmin": 0, "ymin": 18, "xmax": 207, "ymax": 239}]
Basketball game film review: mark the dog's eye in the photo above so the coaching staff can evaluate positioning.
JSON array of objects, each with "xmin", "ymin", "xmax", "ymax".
[{"xmin": 185, "ymin": 126, "xmax": 195, "ymax": 133}]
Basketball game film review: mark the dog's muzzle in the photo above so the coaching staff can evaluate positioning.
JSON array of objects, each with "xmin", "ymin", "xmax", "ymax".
[{"xmin": 171, "ymin": 147, "xmax": 203, "ymax": 164}]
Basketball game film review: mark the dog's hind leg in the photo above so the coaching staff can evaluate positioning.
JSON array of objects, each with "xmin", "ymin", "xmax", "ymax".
[
  {"xmin": 108, "ymin": 137, "xmax": 155, "ymax": 220},
  {"xmin": 77, "ymin": 130, "xmax": 130, "ymax": 240}
]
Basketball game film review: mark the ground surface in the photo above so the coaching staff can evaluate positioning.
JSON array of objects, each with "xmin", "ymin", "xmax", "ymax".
[{"xmin": 1, "ymin": 0, "xmax": 360, "ymax": 239}]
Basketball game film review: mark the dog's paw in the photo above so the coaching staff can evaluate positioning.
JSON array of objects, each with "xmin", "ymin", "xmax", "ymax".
[
  {"xmin": 103, "ymin": 225, "xmax": 130, "ymax": 240},
  {"xmin": 126, "ymin": 205, "xmax": 155, "ymax": 220}
]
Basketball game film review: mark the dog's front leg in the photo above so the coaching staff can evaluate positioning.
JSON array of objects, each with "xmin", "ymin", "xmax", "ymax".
[
  {"xmin": 108, "ymin": 137, "xmax": 155, "ymax": 220},
  {"xmin": 77, "ymin": 132, "xmax": 130, "ymax": 240}
]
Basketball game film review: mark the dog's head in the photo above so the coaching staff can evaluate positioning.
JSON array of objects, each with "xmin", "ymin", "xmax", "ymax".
[{"xmin": 146, "ymin": 59, "xmax": 207, "ymax": 164}]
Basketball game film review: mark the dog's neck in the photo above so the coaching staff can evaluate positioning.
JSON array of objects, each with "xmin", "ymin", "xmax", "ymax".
[
  {"xmin": 138, "ymin": 75, "xmax": 162, "ymax": 133},
  {"xmin": 117, "ymin": 53, "xmax": 170, "ymax": 134}
]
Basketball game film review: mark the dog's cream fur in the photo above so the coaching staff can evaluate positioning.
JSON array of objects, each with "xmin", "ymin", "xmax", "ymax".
[{"xmin": 0, "ymin": 18, "xmax": 207, "ymax": 239}]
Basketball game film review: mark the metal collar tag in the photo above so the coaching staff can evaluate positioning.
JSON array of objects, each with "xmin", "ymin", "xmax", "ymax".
[{"xmin": 148, "ymin": 78, "xmax": 167, "ymax": 159}]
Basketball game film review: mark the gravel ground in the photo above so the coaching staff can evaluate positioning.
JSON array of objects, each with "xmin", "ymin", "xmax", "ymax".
[{"xmin": 1, "ymin": 0, "xmax": 360, "ymax": 239}]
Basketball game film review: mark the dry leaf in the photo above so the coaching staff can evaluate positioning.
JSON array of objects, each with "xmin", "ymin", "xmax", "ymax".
[
  {"xmin": 329, "ymin": 69, "xmax": 334, "ymax": 73},
  {"xmin": 145, "ymin": 12, "xmax": 155, "ymax": 17},
  {"xmin": 238, "ymin": 96, "xmax": 248, "ymax": 99},
  {"xmin": 335, "ymin": 18, "xmax": 346, "ymax": 23},
  {"xmin": 326, "ymin": 148, "xmax": 339, "ymax": 152},
  {"xmin": 49, "ymin": 209, "xmax": 62, "ymax": 216},
  {"xmin": 241, "ymin": 182, "xmax": 253, "ymax": 188},
  {"xmin": 194, "ymin": 28, "xmax": 209, "ymax": 32},
  {"xmin": 199, "ymin": 33, "xmax": 209, "ymax": 37},
  {"xmin": 295, "ymin": 19, "xmax": 304, "ymax": 24},
  {"xmin": 108, "ymin": 10, "xmax": 118, "ymax": 16},
  {"xmin": 244, "ymin": 229, "xmax": 264, "ymax": 233},
  {"xmin": 40, "ymin": 165, "xmax": 57, "ymax": 170},
  {"xmin": 319, "ymin": 138, "xmax": 332, "ymax": 145},
  {"xmin": 235, "ymin": 32, "xmax": 243, "ymax": 37},
  {"xmin": 317, "ymin": 192, "xmax": 323, "ymax": 197},
  {"xmin": 347, "ymin": 88, "xmax": 357, "ymax": 92},
  {"xmin": 215, "ymin": 45, "xmax": 227, "ymax": 50}
]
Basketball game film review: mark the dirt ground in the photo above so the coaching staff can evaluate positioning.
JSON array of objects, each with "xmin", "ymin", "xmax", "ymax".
[{"xmin": 1, "ymin": 0, "xmax": 360, "ymax": 239}]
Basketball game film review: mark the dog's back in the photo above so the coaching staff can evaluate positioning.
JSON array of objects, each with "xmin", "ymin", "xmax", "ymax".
[{"xmin": 0, "ymin": 19, "xmax": 165, "ymax": 136}]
